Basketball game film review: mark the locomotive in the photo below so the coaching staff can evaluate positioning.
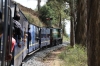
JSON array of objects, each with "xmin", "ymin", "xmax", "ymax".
[{"xmin": 0, "ymin": 0, "xmax": 62, "ymax": 66}]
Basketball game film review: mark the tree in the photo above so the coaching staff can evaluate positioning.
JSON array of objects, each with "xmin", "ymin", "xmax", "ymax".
[
  {"xmin": 87, "ymin": 0, "xmax": 100, "ymax": 66},
  {"xmin": 39, "ymin": 4, "xmax": 56, "ymax": 26},
  {"xmin": 70, "ymin": 0, "xmax": 75, "ymax": 47},
  {"xmin": 39, "ymin": 0, "xmax": 68, "ymax": 27},
  {"xmin": 47, "ymin": 0, "xmax": 68, "ymax": 28},
  {"xmin": 75, "ymin": 0, "xmax": 87, "ymax": 45}
]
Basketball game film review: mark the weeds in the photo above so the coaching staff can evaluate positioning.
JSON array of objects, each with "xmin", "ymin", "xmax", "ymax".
[{"xmin": 59, "ymin": 45, "xmax": 87, "ymax": 66}]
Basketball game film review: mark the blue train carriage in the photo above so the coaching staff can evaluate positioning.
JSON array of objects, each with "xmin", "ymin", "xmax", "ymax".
[
  {"xmin": 10, "ymin": 2, "xmax": 28, "ymax": 66},
  {"xmin": 50, "ymin": 28, "xmax": 62, "ymax": 46},
  {"xmin": 27, "ymin": 24, "xmax": 40, "ymax": 55},
  {"xmin": 40, "ymin": 27, "xmax": 50, "ymax": 48}
]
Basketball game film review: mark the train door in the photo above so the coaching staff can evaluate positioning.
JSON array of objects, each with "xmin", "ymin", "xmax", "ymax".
[
  {"xmin": 50, "ymin": 28, "xmax": 53, "ymax": 46},
  {"xmin": 46, "ymin": 28, "xmax": 50, "ymax": 46},
  {"xmin": 39, "ymin": 27, "xmax": 41, "ymax": 48},
  {"xmin": 0, "ymin": 0, "xmax": 13, "ymax": 66},
  {"xmin": 28, "ymin": 24, "xmax": 35, "ymax": 53},
  {"xmin": 52, "ymin": 28, "xmax": 59, "ymax": 46},
  {"xmin": 35, "ymin": 26, "xmax": 39, "ymax": 50}
]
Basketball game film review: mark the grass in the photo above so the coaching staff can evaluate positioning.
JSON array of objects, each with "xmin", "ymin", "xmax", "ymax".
[
  {"xmin": 63, "ymin": 35, "xmax": 70, "ymax": 42},
  {"xmin": 23, "ymin": 11, "xmax": 46, "ymax": 27},
  {"xmin": 58, "ymin": 45, "xmax": 87, "ymax": 66}
]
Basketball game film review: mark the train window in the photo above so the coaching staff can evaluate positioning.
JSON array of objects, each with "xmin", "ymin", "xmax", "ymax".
[
  {"xmin": 0, "ymin": 0, "xmax": 3, "ymax": 9},
  {"xmin": 47, "ymin": 34, "xmax": 50, "ymax": 38},
  {"xmin": 11, "ymin": 7, "xmax": 15, "ymax": 17},
  {"xmin": 0, "ymin": 0, "xmax": 6, "ymax": 10}
]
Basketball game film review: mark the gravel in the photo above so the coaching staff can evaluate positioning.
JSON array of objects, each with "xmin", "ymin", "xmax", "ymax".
[{"xmin": 22, "ymin": 42, "xmax": 69, "ymax": 66}]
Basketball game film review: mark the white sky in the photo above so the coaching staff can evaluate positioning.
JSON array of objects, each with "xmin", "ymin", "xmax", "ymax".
[
  {"xmin": 14, "ymin": 0, "xmax": 47, "ymax": 10},
  {"xmin": 65, "ymin": 20, "xmax": 70, "ymax": 35}
]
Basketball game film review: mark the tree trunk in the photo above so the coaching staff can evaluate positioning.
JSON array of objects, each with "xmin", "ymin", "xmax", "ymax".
[
  {"xmin": 75, "ymin": 0, "xmax": 87, "ymax": 45},
  {"xmin": 70, "ymin": 0, "xmax": 75, "ymax": 47},
  {"xmin": 87, "ymin": 0, "xmax": 100, "ymax": 66},
  {"xmin": 59, "ymin": 13, "xmax": 62, "ymax": 28}
]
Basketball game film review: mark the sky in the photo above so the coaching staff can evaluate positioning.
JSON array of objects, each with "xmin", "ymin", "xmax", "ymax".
[
  {"xmin": 14, "ymin": 0, "xmax": 47, "ymax": 10},
  {"xmin": 65, "ymin": 20, "xmax": 70, "ymax": 35}
]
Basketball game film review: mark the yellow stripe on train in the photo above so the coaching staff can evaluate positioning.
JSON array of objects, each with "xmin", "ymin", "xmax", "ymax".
[{"xmin": 14, "ymin": 47, "xmax": 27, "ymax": 60}]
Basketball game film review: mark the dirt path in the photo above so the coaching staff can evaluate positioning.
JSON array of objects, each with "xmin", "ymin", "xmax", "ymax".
[{"xmin": 43, "ymin": 47, "xmax": 66, "ymax": 66}]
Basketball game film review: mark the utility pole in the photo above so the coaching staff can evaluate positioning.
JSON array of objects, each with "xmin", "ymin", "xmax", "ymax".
[{"xmin": 37, "ymin": 0, "xmax": 41, "ymax": 11}]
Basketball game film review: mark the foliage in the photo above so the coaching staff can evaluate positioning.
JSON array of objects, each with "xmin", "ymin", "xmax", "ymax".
[
  {"xmin": 63, "ymin": 35, "xmax": 69, "ymax": 42},
  {"xmin": 59, "ymin": 45, "xmax": 87, "ymax": 66},
  {"xmin": 39, "ymin": 0, "xmax": 69, "ymax": 27}
]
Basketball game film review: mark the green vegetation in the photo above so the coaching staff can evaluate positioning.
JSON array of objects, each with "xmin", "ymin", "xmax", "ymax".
[
  {"xmin": 39, "ymin": 0, "xmax": 69, "ymax": 27},
  {"xmin": 63, "ymin": 35, "xmax": 69, "ymax": 42},
  {"xmin": 23, "ymin": 11, "xmax": 46, "ymax": 27},
  {"xmin": 59, "ymin": 45, "xmax": 87, "ymax": 66},
  {"xmin": 18, "ymin": 3, "xmax": 46, "ymax": 26}
]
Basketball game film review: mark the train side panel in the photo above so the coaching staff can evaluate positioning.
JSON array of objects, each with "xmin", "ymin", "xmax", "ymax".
[
  {"xmin": 28, "ymin": 24, "xmax": 40, "ymax": 54},
  {"xmin": 14, "ymin": 45, "xmax": 23, "ymax": 66},
  {"xmin": 14, "ymin": 16, "xmax": 28, "ymax": 66},
  {"xmin": 46, "ymin": 28, "xmax": 50, "ymax": 46},
  {"xmin": 11, "ymin": 5, "xmax": 28, "ymax": 66},
  {"xmin": 20, "ymin": 11, "xmax": 28, "ymax": 60}
]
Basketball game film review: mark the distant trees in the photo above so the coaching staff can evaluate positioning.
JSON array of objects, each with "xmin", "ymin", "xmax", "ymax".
[
  {"xmin": 64, "ymin": 0, "xmax": 87, "ymax": 46},
  {"xmin": 39, "ymin": 0, "xmax": 100, "ymax": 65}
]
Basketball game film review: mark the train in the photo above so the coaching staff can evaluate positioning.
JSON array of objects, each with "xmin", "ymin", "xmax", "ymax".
[{"xmin": 0, "ymin": 0, "xmax": 62, "ymax": 66}]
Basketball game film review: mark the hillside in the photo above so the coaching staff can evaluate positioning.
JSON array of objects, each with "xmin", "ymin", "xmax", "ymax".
[{"xmin": 17, "ymin": 3, "xmax": 46, "ymax": 27}]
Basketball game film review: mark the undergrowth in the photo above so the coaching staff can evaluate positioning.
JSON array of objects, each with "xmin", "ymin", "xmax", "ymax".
[
  {"xmin": 58, "ymin": 45, "xmax": 87, "ymax": 66},
  {"xmin": 63, "ymin": 35, "xmax": 70, "ymax": 42}
]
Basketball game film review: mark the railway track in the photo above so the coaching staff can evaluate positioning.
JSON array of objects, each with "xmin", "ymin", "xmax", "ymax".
[{"xmin": 22, "ymin": 42, "xmax": 69, "ymax": 66}]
